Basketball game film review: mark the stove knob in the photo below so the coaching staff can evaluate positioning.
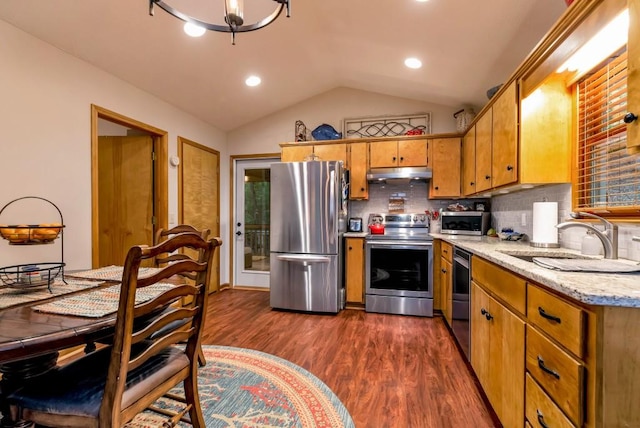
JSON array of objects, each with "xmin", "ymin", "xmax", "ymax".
[
  {"xmin": 412, "ymin": 215, "xmax": 418, "ymax": 222},
  {"xmin": 420, "ymin": 215, "xmax": 426, "ymax": 222}
]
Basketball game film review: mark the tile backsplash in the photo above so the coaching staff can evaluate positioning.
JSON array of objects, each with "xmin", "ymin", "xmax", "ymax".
[
  {"xmin": 491, "ymin": 183, "xmax": 640, "ymax": 261},
  {"xmin": 349, "ymin": 181, "xmax": 485, "ymax": 228},
  {"xmin": 350, "ymin": 181, "xmax": 640, "ymax": 261}
]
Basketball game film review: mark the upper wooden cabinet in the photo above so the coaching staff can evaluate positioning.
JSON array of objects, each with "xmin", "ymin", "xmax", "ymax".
[
  {"xmin": 474, "ymin": 109, "xmax": 492, "ymax": 193},
  {"xmin": 281, "ymin": 145, "xmax": 312, "ymax": 162},
  {"xmin": 349, "ymin": 142, "xmax": 368, "ymax": 199},
  {"xmin": 463, "ymin": 78, "xmax": 571, "ymax": 196},
  {"xmin": 369, "ymin": 139, "xmax": 428, "ymax": 168},
  {"xmin": 281, "ymin": 143, "xmax": 348, "ymax": 167},
  {"xmin": 462, "ymin": 126, "xmax": 476, "ymax": 196},
  {"xmin": 313, "ymin": 143, "xmax": 349, "ymax": 167},
  {"xmin": 430, "ymin": 138, "xmax": 461, "ymax": 198},
  {"xmin": 491, "ymin": 82, "xmax": 518, "ymax": 188}
]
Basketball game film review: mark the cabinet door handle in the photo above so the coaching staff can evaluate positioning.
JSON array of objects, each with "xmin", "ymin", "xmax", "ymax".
[
  {"xmin": 360, "ymin": 187, "xmax": 365, "ymax": 191},
  {"xmin": 624, "ymin": 112, "xmax": 638, "ymax": 123},
  {"xmin": 538, "ymin": 307, "xmax": 561, "ymax": 323},
  {"xmin": 537, "ymin": 356, "xmax": 560, "ymax": 379},
  {"xmin": 393, "ymin": 157, "xmax": 397, "ymax": 162},
  {"xmin": 480, "ymin": 308, "xmax": 493, "ymax": 320},
  {"xmin": 434, "ymin": 186, "xmax": 439, "ymax": 190},
  {"xmin": 470, "ymin": 181, "xmax": 475, "ymax": 186},
  {"xmin": 400, "ymin": 157, "xmax": 404, "ymax": 161},
  {"xmin": 349, "ymin": 246, "xmax": 353, "ymax": 250},
  {"xmin": 441, "ymin": 268, "xmax": 447, "ymax": 273},
  {"xmin": 485, "ymin": 175, "xmax": 491, "ymax": 180},
  {"xmin": 506, "ymin": 165, "xmax": 513, "ymax": 171},
  {"xmin": 536, "ymin": 410, "xmax": 550, "ymax": 428}
]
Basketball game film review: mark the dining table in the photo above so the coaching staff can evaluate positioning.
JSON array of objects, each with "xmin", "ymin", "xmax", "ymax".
[{"xmin": 0, "ymin": 265, "xmax": 174, "ymax": 427}]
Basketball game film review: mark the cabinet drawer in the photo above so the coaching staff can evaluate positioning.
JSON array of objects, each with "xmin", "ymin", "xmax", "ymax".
[
  {"xmin": 471, "ymin": 256, "xmax": 526, "ymax": 315},
  {"xmin": 526, "ymin": 325, "xmax": 584, "ymax": 426},
  {"xmin": 526, "ymin": 374, "xmax": 576, "ymax": 428},
  {"xmin": 441, "ymin": 241, "xmax": 453, "ymax": 263},
  {"xmin": 527, "ymin": 285, "xmax": 585, "ymax": 358}
]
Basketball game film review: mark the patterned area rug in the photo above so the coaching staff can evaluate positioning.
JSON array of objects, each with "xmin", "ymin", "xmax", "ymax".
[{"xmin": 127, "ymin": 345, "xmax": 354, "ymax": 428}]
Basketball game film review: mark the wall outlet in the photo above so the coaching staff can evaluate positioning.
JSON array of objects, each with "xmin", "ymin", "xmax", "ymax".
[
  {"xmin": 521, "ymin": 213, "xmax": 527, "ymax": 226},
  {"xmin": 169, "ymin": 213, "xmax": 176, "ymax": 224}
]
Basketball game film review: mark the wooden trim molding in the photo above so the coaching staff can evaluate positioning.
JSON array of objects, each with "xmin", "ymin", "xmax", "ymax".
[{"xmin": 90, "ymin": 104, "xmax": 168, "ymax": 267}]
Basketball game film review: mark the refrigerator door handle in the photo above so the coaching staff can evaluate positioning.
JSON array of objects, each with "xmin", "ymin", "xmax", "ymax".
[{"xmin": 276, "ymin": 255, "xmax": 331, "ymax": 264}]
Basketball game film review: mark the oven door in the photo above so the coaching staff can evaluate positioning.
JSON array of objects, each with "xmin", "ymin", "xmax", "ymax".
[{"xmin": 365, "ymin": 240, "xmax": 433, "ymax": 298}]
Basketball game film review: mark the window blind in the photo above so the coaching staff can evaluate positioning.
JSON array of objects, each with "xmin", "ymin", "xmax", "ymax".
[{"xmin": 576, "ymin": 50, "xmax": 640, "ymax": 213}]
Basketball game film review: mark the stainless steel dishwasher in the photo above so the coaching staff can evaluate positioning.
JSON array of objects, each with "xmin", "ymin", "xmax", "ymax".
[{"xmin": 452, "ymin": 247, "xmax": 472, "ymax": 360}]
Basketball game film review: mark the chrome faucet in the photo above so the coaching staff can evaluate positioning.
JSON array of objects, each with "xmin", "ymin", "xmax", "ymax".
[{"xmin": 556, "ymin": 212, "xmax": 618, "ymax": 259}]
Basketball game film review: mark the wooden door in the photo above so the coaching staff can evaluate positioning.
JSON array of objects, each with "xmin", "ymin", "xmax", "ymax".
[
  {"xmin": 475, "ymin": 110, "xmax": 493, "ymax": 192},
  {"xmin": 463, "ymin": 126, "xmax": 477, "ymax": 196},
  {"xmin": 314, "ymin": 143, "xmax": 348, "ymax": 167},
  {"xmin": 349, "ymin": 142, "xmax": 368, "ymax": 199},
  {"xmin": 430, "ymin": 138, "xmax": 461, "ymax": 198},
  {"xmin": 97, "ymin": 136, "xmax": 154, "ymax": 267},
  {"xmin": 398, "ymin": 139, "xmax": 428, "ymax": 166},
  {"xmin": 345, "ymin": 238, "xmax": 365, "ymax": 305},
  {"xmin": 369, "ymin": 141, "xmax": 399, "ymax": 167},
  {"xmin": 281, "ymin": 145, "xmax": 312, "ymax": 162},
  {"xmin": 180, "ymin": 138, "xmax": 220, "ymax": 293},
  {"xmin": 492, "ymin": 81, "xmax": 518, "ymax": 188}
]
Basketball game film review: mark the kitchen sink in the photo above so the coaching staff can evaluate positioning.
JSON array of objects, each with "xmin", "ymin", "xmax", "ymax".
[
  {"xmin": 497, "ymin": 250, "xmax": 590, "ymax": 263},
  {"xmin": 498, "ymin": 250, "xmax": 640, "ymax": 273}
]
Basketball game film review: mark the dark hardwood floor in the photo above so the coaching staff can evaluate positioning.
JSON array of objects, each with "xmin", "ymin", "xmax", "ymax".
[{"xmin": 201, "ymin": 289, "xmax": 498, "ymax": 428}]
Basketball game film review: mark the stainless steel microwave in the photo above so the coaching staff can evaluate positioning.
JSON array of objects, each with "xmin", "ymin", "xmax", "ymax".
[{"xmin": 440, "ymin": 211, "xmax": 491, "ymax": 236}]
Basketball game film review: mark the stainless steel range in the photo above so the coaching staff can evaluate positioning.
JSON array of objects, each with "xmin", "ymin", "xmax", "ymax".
[{"xmin": 365, "ymin": 213, "xmax": 434, "ymax": 317}]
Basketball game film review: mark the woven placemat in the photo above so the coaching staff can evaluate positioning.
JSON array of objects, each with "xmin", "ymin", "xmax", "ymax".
[
  {"xmin": 0, "ymin": 279, "xmax": 104, "ymax": 310},
  {"xmin": 33, "ymin": 282, "xmax": 175, "ymax": 318},
  {"xmin": 67, "ymin": 265, "xmax": 162, "ymax": 281}
]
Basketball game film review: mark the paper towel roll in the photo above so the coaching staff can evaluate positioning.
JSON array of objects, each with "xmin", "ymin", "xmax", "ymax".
[{"xmin": 532, "ymin": 202, "xmax": 559, "ymax": 247}]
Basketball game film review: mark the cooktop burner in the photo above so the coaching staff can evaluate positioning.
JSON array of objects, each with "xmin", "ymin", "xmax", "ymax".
[{"xmin": 366, "ymin": 213, "xmax": 431, "ymax": 241}]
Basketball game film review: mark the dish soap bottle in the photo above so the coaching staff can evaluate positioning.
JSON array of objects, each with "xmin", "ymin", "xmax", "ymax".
[{"xmin": 581, "ymin": 230, "xmax": 602, "ymax": 256}]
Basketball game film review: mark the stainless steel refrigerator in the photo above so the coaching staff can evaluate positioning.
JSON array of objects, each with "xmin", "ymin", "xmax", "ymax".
[{"xmin": 269, "ymin": 160, "xmax": 347, "ymax": 313}]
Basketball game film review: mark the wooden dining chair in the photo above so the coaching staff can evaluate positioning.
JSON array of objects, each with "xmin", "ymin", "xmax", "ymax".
[
  {"xmin": 154, "ymin": 224, "xmax": 211, "ymax": 367},
  {"xmin": 154, "ymin": 224, "xmax": 211, "ymax": 270},
  {"xmin": 7, "ymin": 232, "xmax": 222, "ymax": 428}
]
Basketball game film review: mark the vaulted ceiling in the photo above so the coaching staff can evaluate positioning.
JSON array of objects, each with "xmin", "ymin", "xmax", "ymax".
[{"xmin": 0, "ymin": 0, "xmax": 567, "ymax": 131}]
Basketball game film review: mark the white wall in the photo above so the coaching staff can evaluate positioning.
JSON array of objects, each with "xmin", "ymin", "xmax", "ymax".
[
  {"xmin": 227, "ymin": 87, "xmax": 460, "ymax": 155},
  {"xmin": 0, "ymin": 20, "xmax": 231, "ymax": 280}
]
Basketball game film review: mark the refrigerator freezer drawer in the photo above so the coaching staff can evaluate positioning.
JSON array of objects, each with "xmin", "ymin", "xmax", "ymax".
[{"xmin": 270, "ymin": 253, "xmax": 340, "ymax": 313}]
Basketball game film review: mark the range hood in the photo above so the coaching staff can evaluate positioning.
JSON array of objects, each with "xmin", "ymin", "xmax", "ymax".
[{"xmin": 366, "ymin": 167, "xmax": 432, "ymax": 182}]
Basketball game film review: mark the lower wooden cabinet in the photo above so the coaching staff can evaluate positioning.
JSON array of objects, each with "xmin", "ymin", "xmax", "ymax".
[
  {"xmin": 345, "ymin": 237, "xmax": 365, "ymax": 306},
  {"xmin": 471, "ymin": 281, "xmax": 525, "ymax": 428}
]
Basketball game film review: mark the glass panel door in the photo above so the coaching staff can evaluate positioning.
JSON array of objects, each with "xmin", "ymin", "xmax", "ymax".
[{"xmin": 234, "ymin": 158, "xmax": 276, "ymax": 287}]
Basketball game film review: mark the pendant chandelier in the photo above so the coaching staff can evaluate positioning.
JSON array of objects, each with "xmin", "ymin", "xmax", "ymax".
[{"xmin": 149, "ymin": 0, "xmax": 291, "ymax": 45}]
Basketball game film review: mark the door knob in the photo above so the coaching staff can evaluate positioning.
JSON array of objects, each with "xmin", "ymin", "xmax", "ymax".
[{"xmin": 235, "ymin": 231, "xmax": 242, "ymax": 236}]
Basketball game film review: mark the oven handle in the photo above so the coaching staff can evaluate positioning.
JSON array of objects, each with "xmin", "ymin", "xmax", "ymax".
[
  {"xmin": 276, "ymin": 255, "xmax": 331, "ymax": 263},
  {"xmin": 366, "ymin": 241, "xmax": 433, "ymax": 248},
  {"xmin": 453, "ymin": 255, "xmax": 470, "ymax": 270}
]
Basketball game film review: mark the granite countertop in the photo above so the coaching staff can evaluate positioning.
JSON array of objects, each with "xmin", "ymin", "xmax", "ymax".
[{"xmin": 431, "ymin": 233, "xmax": 640, "ymax": 308}]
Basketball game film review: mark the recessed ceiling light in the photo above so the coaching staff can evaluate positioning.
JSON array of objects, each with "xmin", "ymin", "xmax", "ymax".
[
  {"xmin": 404, "ymin": 57, "xmax": 422, "ymax": 69},
  {"xmin": 245, "ymin": 75, "xmax": 261, "ymax": 87},
  {"xmin": 416, "ymin": 0, "xmax": 430, "ymax": 2},
  {"xmin": 184, "ymin": 22, "xmax": 206, "ymax": 37}
]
